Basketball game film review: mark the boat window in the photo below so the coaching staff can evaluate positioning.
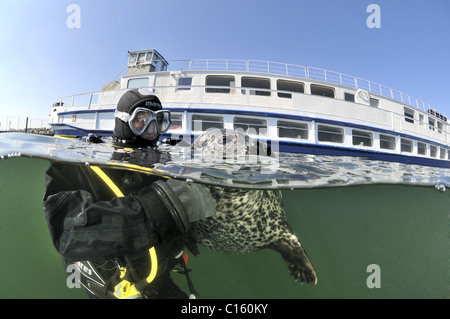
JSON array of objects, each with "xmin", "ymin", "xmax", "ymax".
[
  {"xmin": 404, "ymin": 108, "xmax": 414, "ymax": 124},
  {"xmin": 430, "ymin": 145, "xmax": 437, "ymax": 157},
  {"xmin": 170, "ymin": 113, "xmax": 183, "ymax": 130},
  {"xmin": 277, "ymin": 120, "xmax": 308, "ymax": 139},
  {"xmin": 317, "ymin": 125, "xmax": 344, "ymax": 143},
  {"xmin": 344, "ymin": 93, "xmax": 355, "ymax": 102},
  {"xmin": 127, "ymin": 77, "xmax": 149, "ymax": 89},
  {"xmin": 128, "ymin": 53, "xmax": 137, "ymax": 65},
  {"xmin": 178, "ymin": 77, "xmax": 192, "ymax": 91},
  {"xmin": 440, "ymin": 148, "xmax": 446, "ymax": 159},
  {"xmin": 400, "ymin": 138, "xmax": 413, "ymax": 153},
  {"xmin": 352, "ymin": 130, "xmax": 372, "ymax": 147},
  {"xmin": 234, "ymin": 117, "xmax": 267, "ymax": 135},
  {"xmin": 419, "ymin": 114, "xmax": 425, "ymax": 126},
  {"xmin": 380, "ymin": 134, "xmax": 396, "ymax": 150},
  {"xmin": 310, "ymin": 84, "xmax": 335, "ymax": 98},
  {"xmin": 428, "ymin": 117, "xmax": 435, "ymax": 131},
  {"xmin": 138, "ymin": 52, "xmax": 146, "ymax": 63},
  {"xmin": 417, "ymin": 142, "xmax": 427, "ymax": 155},
  {"xmin": 205, "ymin": 75, "xmax": 235, "ymax": 93},
  {"xmin": 241, "ymin": 77, "xmax": 271, "ymax": 96},
  {"xmin": 72, "ymin": 115, "xmax": 77, "ymax": 123},
  {"xmin": 277, "ymin": 80, "xmax": 304, "ymax": 98},
  {"xmin": 437, "ymin": 121, "xmax": 443, "ymax": 134},
  {"xmin": 192, "ymin": 114, "xmax": 224, "ymax": 131},
  {"xmin": 370, "ymin": 98, "xmax": 379, "ymax": 107}
]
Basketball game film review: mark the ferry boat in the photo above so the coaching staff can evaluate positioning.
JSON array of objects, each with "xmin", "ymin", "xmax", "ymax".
[{"xmin": 49, "ymin": 49, "xmax": 450, "ymax": 168}]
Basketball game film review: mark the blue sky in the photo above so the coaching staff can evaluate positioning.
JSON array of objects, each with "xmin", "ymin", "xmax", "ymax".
[{"xmin": 0, "ymin": 0, "xmax": 449, "ymax": 121}]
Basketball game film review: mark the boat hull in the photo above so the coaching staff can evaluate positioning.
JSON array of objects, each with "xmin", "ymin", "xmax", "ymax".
[{"xmin": 49, "ymin": 108, "xmax": 450, "ymax": 169}]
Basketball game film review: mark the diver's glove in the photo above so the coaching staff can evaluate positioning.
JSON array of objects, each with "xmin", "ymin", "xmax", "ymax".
[
  {"xmin": 165, "ymin": 179, "xmax": 216, "ymax": 222},
  {"xmin": 134, "ymin": 180, "xmax": 216, "ymax": 243}
]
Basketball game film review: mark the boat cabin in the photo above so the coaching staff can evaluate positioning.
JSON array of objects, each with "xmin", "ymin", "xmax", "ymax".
[{"xmin": 127, "ymin": 49, "xmax": 168, "ymax": 74}]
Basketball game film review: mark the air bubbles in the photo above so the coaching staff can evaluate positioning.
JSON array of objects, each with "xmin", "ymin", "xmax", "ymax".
[
  {"xmin": 434, "ymin": 184, "xmax": 446, "ymax": 193},
  {"xmin": 7, "ymin": 152, "xmax": 21, "ymax": 158}
]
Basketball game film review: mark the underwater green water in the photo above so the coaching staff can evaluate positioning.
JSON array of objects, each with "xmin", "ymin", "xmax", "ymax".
[{"xmin": 0, "ymin": 157, "xmax": 448, "ymax": 298}]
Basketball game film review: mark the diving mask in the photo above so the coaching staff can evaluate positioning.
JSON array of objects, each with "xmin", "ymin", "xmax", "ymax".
[{"xmin": 115, "ymin": 107, "xmax": 172, "ymax": 137}]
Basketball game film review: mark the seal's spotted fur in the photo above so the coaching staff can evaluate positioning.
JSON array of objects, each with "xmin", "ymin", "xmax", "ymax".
[{"xmin": 187, "ymin": 129, "xmax": 317, "ymax": 285}]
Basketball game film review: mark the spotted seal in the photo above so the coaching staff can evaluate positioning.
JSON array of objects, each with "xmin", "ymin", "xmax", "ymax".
[{"xmin": 185, "ymin": 128, "xmax": 317, "ymax": 285}]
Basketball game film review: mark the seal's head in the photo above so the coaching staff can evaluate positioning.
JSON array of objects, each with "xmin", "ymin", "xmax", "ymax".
[
  {"xmin": 113, "ymin": 89, "xmax": 170, "ymax": 147},
  {"xmin": 191, "ymin": 128, "xmax": 271, "ymax": 160}
]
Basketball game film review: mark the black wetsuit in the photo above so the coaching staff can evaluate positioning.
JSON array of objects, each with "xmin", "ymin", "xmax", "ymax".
[{"xmin": 43, "ymin": 161, "xmax": 188, "ymax": 298}]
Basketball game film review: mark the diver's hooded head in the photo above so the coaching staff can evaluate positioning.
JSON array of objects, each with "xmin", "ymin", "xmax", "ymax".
[{"xmin": 113, "ymin": 89, "xmax": 163, "ymax": 147}]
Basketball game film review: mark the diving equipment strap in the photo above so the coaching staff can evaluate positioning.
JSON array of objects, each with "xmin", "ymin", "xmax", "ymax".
[
  {"xmin": 90, "ymin": 166, "xmax": 124, "ymax": 197},
  {"xmin": 90, "ymin": 165, "xmax": 158, "ymax": 299}
]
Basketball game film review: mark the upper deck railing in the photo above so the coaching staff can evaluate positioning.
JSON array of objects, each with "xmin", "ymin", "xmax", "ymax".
[
  {"xmin": 56, "ymin": 58, "xmax": 443, "ymax": 117},
  {"xmin": 166, "ymin": 59, "xmax": 438, "ymax": 115}
]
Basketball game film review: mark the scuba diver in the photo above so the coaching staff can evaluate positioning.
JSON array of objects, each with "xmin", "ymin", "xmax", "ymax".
[{"xmin": 43, "ymin": 89, "xmax": 216, "ymax": 299}]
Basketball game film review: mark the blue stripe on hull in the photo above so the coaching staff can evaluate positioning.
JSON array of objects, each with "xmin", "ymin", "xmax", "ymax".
[
  {"xmin": 53, "ymin": 107, "xmax": 449, "ymax": 148},
  {"xmin": 277, "ymin": 141, "xmax": 450, "ymax": 168},
  {"xmin": 50, "ymin": 116, "xmax": 450, "ymax": 169},
  {"xmin": 51, "ymin": 125, "xmax": 113, "ymax": 137}
]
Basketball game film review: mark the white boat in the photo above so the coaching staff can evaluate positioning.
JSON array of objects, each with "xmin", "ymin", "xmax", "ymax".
[{"xmin": 49, "ymin": 49, "xmax": 450, "ymax": 168}]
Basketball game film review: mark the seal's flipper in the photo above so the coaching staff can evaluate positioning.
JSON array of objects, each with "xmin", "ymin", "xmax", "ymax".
[{"xmin": 268, "ymin": 237, "xmax": 317, "ymax": 285}]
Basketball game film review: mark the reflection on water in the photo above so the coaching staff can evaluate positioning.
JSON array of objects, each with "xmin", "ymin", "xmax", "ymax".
[
  {"xmin": 0, "ymin": 133, "xmax": 449, "ymax": 298},
  {"xmin": 1, "ymin": 132, "xmax": 450, "ymax": 189}
]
